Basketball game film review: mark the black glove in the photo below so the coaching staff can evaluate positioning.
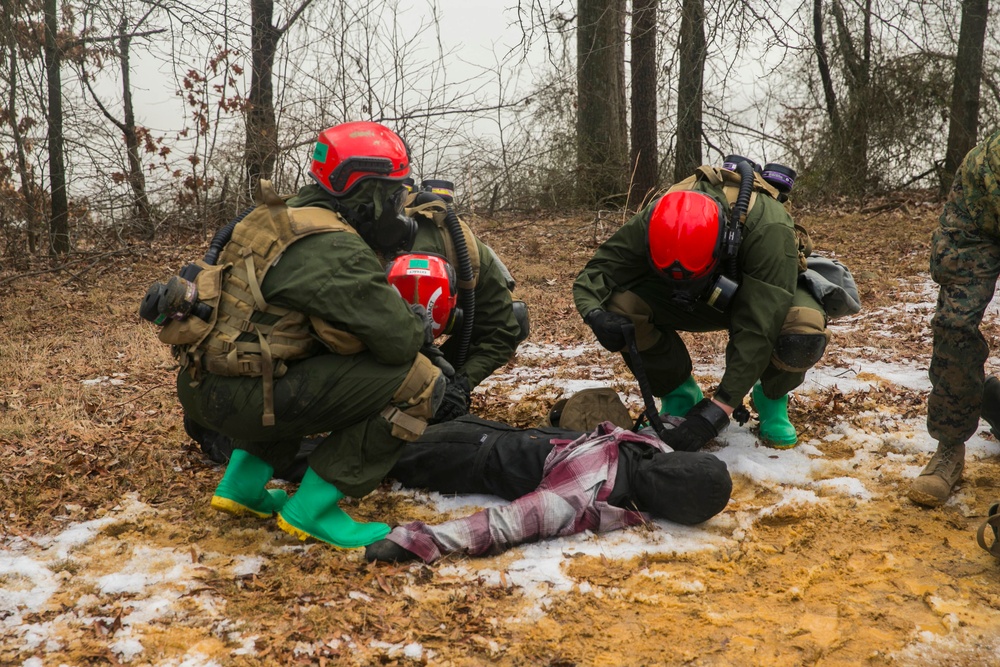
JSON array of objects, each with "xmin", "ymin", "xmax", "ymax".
[
  {"xmin": 410, "ymin": 303, "xmax": 434, "ymax": 346},
  {"xmin": 433, "ymin": 374, "xmax": 471, "ymax": 423},
  {"xmin": 662, "ymin": 398, "xmax": 730, "ymax": 452},
  {"xmin": 584, "ymin": 309, "xmax": 632, "ymax": 352},
  {"xmin": 420, "ymin": 343, "xmax": 455, "ymax": 378}
]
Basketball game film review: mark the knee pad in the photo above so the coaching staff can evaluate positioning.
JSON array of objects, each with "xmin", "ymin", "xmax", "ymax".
[{"xmin": 771, "ymin": 306, "xmax": 830, "ymax": 372}]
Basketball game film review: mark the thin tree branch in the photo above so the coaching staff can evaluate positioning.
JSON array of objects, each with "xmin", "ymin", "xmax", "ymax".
[
  {"xmin": 276, "ymin": 0, "xmax": 317, "ymax": 36},
  {"xmin": 67, "ymin": 28, "xmax": 166, "ymax": 48}
]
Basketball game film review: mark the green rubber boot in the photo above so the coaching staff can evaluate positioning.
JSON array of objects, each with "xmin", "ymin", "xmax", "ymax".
[
  {"xmin": 277, "ymin": 468, "xmax": 390, "ymax": 549},
  {"xmin": 658, "ymin": 376, "xmax": 704, "ymax": 417},
  {"xmin": 751, "ymin": 383, "xmax": 798, "ymax": 448},
  {"xmin": 211, "ymin": 449, "xmax": 288, "ymax": 518}
]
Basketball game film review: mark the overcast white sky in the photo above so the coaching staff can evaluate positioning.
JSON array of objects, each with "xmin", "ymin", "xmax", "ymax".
[{"xmin": 130, "ymin": 0, "xmax": 532, "ymax": 134}]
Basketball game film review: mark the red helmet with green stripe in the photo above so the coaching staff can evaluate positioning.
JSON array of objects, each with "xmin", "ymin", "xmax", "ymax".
[
  {"xmin": 309, "ymin": 121, "xmax": 410, "ymax": 196},
  {"xmin": 386, "ymin": 253, "xmax": 458, "ymax": 338}
]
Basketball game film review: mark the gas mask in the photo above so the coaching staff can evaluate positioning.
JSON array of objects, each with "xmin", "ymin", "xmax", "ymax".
[{"xmin": 338, "ymin": 180, "xmax": 416, "ymax": 255}]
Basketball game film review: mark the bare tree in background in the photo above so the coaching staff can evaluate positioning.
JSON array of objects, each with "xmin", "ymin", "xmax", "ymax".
[
  {"xmin": 941, "ymin": 0, "xmax": 989, "ymax": 195},
  {"xmin": 812, "ymin": 0, "xmax": 841, "ymax": 139},
  {"xmin": 244, "ymin": 0, "xmax": 314, "ymax": 201},
  {"xmin": 44, "ymin": 0, "xmax": 69, "ymax": 254},
  {"xmin": 576, "ymin": 0, "xmax": 628, "ymax": 204},
  {"xmin": 674, "ymin": 0, "xmax": 705, "ymax": 182},
  {"xmin": 78, "ymin": 8, "xmax": 166, "ymax": 239},
  {"xmin": 0, "ymin": 0, "xmax": 44, "ymax": 257},
  {"xmin": 630, "ymin": 0, "xmax": 658, "ymax": 206},
  {"xmin": 113, "ymin": 16, "xmax": 155, "ymax": 235},
  {"xmin": 801, "ymin": 0, "xmax": 958, "ymax": 194}
]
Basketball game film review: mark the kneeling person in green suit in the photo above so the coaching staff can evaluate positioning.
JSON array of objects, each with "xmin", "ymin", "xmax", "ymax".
[
  {"xmin": 573, "ymin": 158, "xmax": 859, "ymax": 452},
  {"xmin": 152, "ymin": 121, "xmax": 455, "ymax": 548}
]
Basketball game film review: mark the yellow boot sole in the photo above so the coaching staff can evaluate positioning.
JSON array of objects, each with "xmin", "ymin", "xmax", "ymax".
[
  {"xmin": 276, "ymin": 514, "xmax": 312, "ymax": 540},
  {"xmin": 211, "ymin": 495, "xmax": 273, "ymax": 519},
  {"xmin": 761, "ymin": 438, "xmax": 798, "ymax": 450},
  {"xmin": 275, "ymin": 515, "xmax": 351, "ymax": 550}
]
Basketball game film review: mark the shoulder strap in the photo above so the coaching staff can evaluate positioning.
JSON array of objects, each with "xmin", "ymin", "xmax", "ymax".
[
  {"xmin": 669, "ymin": 166, "xmax": 783, "ymax": 214},
  {"xmin": 408, "ymin": 201, "xmax": 481, "ymax": 289}
]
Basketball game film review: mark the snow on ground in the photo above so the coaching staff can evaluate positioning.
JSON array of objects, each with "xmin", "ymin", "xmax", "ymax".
[
  {"xmin": 5, "ymin": 301, "xmax": 1000, "ymax": 663},
  {"xmin": 1, "ymin": 495, "xmax": 234, "ymax": 666}
]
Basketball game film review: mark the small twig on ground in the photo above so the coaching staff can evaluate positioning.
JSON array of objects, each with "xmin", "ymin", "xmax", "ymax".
[{"xmin": 106, "ymin": 383, "xmax": 173, "ymax": 409}]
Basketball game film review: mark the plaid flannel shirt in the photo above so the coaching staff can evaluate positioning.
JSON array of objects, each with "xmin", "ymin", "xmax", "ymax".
[{"xmin": 385, "ymin": 422, "xmax": 672, "ymax": 563}]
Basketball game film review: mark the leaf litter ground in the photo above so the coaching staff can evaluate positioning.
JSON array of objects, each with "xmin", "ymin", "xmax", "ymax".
[{"xmin": 2, "ymin": 199, "xmax": 1000, "ymax": 666}]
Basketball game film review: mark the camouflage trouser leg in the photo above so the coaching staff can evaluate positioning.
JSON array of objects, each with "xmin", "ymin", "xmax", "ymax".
[{"xmin": 927, "ymin": 212, "xmax": 1000, "ymax": 444}]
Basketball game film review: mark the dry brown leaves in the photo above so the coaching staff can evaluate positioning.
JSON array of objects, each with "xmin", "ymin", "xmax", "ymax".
[{"xmin": 3, "ymin": 201, "xmax": 1000, "ymax": 666}]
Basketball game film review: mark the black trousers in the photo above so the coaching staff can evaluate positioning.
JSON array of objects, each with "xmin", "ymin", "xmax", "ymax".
[{"xmin": 388, "ymin": 415, "xmax": 580, "ymax": 500}]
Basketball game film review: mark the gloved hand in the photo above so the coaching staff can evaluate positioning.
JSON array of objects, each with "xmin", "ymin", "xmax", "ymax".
[
  {"xmin": 410, "ymin": 303, "xmax": 434, "ymax": 346},
  {"xmin": 433, "ymin": 374, "xmax": 471, "ymax": 423},
  {"xmin": 420, "ymin": 343, "xmax": 455, "ymax": 378},
  {"xmin": 584, "ymin": 309, "xmax": 632, "ymax": 352},
  {"xmin": 662, "ymin": 398, "xmax": 730, "ymax": 452}
]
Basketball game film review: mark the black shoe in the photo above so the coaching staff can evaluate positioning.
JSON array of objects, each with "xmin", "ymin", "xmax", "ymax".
[
  {"xmin": 982, "ymin": 376, "xmax": 1000, "ymax": 437},
  {"xmin": 365, "ymin": 539, "xmax": 419, "ymax": 563}
]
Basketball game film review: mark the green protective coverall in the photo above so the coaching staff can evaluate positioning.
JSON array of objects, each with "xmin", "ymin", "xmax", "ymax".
[
  {"xmin": 283, "ymin": 184, "xmax": 519, "ymax": 387},
  {"xmin": 178, "ymin": 189, "xmax": 426, "ymax": 498},
  {"xmin": 572, "ymin": 179, "xmax": 803, "ymax": 409},
  {"xmin": 409, "ymin": 217, "xmax": 520, "ymax": 388}
]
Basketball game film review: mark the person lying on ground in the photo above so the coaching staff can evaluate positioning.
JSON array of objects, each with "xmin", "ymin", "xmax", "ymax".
[{"xmin": 363, "ymin": 414, "xmax": 732, "ymax": 564}]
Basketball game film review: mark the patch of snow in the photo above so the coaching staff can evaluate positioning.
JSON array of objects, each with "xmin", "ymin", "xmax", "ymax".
[{"xmin": 231, "ymin": 555, "xmax": 265, "ymax": 577}]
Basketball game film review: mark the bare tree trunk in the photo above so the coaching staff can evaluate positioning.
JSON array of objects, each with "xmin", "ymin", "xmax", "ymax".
[
  {"xmin": 119, "ymin": 17, "xmax": 154, "ymax": 238},
  {"xmin": 4, "ymin": 38, "xmax": 39, "ymax": 255},
  {"xmin": 577, "ymin": 0, "xmax": 628, "ymax": 205},
  {"xmin": 244, "ymin": 0, "xmax": 314, "ymax": 203},
  {"xmin": 673, "ymin": 0, "xmax": 704, "ymax": 182},
  {"xmin": 831, "ymin": 0, "xmax": 871, "ymax": 186},
  {"xmin": 941, "ymin": 0, "xmax": 989, "ymax": 195},
  {"xmin": 43, "ymin": 0, "xmax": 69, "ymax": 255},
  {"xmin": 245, "ymin": 0, "xmax": 279, "ymax": 202},
  {"xmin": 629, "ymin": 0, "xmax": 658, "ymax": 207},
  {"xmin": 812, "ymin": 0, "xmax": 841, "ymax": 134}
]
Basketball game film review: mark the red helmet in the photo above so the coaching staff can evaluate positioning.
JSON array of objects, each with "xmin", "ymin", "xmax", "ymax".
[
  {"xmin": 647, "ymin": 191, "xmax": 726, "ymax": 297},
  {"xmin": 386, "ymin": 253, "xmax": 458, "ymax": 338},
  {"xmin": 309, "ymin": 121, "xmax": 410, "ymax": 196}
]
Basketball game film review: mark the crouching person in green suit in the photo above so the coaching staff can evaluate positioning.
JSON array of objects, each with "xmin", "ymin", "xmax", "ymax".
[{"xmin": 154, "ymin": 121, "xmax": 453, "ymax": 548}]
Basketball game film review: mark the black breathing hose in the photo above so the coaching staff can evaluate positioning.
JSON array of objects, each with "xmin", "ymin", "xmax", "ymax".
[
  {"xmin": 726, "ymin": 160, "xmax": 755, "ymax": 277},
  {"xmin": 442, "ymin": 204, "xmax": 475, "ymax": 369},
  {"xmin": 623, "ymin": 323, "xmax": 671, "ymax": 443},
  {"xmin": 203, "ymin": 205, "xmax": 256, "ymax": 266}
]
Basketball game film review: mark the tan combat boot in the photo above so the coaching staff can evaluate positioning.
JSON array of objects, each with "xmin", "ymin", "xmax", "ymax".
[{"xmin": 908, "ymin": 441, "xmax": 965, "ymax": 507}]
